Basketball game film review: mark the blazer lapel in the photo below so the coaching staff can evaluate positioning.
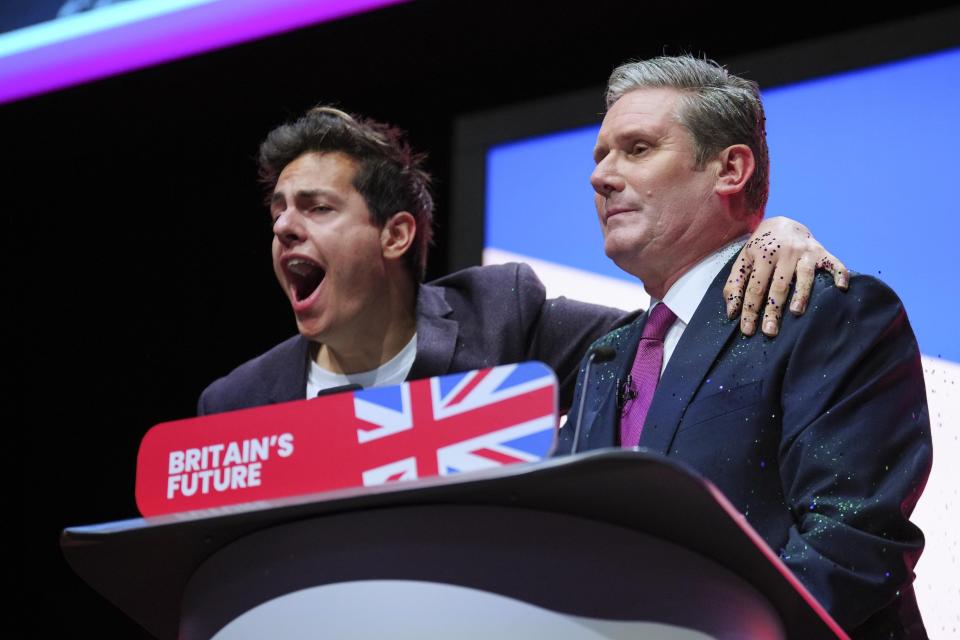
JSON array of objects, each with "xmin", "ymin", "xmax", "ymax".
[
  {"xmin": 267, "ymin": 335, "xmax": 312, "ymax": 403},
  {"xmin": 408, "ymin": 282, "xmax": 459, "ymax": 380},
  {"xmin": 582, "ymin": 315, "xmax": 647, "ymax": 450},
  {"xmin": 638, "ymin": 257, "xmax": 741, "ymax": 455}
]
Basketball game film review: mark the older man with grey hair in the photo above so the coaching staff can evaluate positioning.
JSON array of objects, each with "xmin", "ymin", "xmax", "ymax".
[{"xmin": 557, "ymin": 55, "xmax": 931, "ymax": 639}]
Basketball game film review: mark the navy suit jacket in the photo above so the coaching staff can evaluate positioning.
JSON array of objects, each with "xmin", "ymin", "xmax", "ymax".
[
  {"xmin": 556, "ymin": 263, "xmax": 932, "ymax": 639},
  {"xmin": 199, "ymin": 262, "xmax": 625, "ymax": 415}
]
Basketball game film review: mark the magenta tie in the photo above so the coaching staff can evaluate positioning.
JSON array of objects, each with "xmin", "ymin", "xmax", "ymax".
[{"xmin": 620, "ymin": 303, "xmax": 676, "ymax": 448}]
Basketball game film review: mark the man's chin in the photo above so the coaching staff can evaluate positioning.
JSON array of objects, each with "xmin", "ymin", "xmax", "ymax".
[
  {"xmin": 604, "ymin": 243, "xmax": 647, "ymax": 281},
  {"xmin": 604, "ymin": 240, "xmax": 633, "ymax": 266},
  {"xmin": 293, "ymin": 313, "xmax": 329, "ymax": 343}
]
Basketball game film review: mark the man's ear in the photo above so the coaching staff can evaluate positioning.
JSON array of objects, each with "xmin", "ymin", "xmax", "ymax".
[
  {"xmin": 714, "ymin": 144, "xmax": 755, "ymax": 197},
  {"xmin": 381, "ymin": 211, "xmax": 417, "ymax": 260}
]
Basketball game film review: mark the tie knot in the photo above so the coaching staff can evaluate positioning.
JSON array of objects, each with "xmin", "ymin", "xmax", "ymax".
[{"xmin": 642, "ymin": 303, "xmax": 676, "ymax": 340}]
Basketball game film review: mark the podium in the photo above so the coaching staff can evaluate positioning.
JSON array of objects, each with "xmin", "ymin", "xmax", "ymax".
[{"xmin": 62, "ymin": 450, "xmax": 846, "ymax": 639}]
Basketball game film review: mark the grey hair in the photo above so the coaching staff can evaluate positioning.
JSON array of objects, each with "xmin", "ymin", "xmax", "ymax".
[{"xmin": 606, "ymin": 55, "xmax": 769, "ymax": 213}]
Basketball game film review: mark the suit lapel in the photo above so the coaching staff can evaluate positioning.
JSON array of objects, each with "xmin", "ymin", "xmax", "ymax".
[
  {"xmin": 408, "ymin": 282, "xmax": 459, "ymax": 380},
  {"xmin": 267, "ymin": 335, "xmax": 312, "ymax": 403},
  {"xmin": 638, "ymin": 257, "xmax": 741, "ymax": 455},
  {"xmin": 581, "ymin": 315, "xmax": 648, "ymax": 450}
]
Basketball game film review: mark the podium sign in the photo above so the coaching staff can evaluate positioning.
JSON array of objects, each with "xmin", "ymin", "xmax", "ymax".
[{"xmin": 136, "ymin": 362, "xmax": 558, "ymax": 516}]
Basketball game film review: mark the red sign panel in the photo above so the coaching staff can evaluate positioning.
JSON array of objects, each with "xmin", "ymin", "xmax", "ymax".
[{"xmin": 136, "ymin": 363, "xmax": 557, "ymax": 516}]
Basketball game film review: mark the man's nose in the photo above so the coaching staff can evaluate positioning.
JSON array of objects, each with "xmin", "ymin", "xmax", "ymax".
[
  {"xmin": 273, "ymin": 209, "xmax": 305, "ymax": 245},
  {"xmin": 590, "ymin": 155, "xmax": 625, "ymax": 196}
]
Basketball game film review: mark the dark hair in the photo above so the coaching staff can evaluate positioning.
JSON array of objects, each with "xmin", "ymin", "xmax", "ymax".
[
  {"xmin": 606, "ymin": 55, "xmax": 769, "ymax": 213},
  {"xmin": 258, "ymin": 106, "xmax": 434, "ymax": 280}
]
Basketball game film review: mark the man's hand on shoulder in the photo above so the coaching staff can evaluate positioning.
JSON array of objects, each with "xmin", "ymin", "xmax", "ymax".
[{"xmin": 723, "ymin": 216, "xmax": 849, "ymax": 338}]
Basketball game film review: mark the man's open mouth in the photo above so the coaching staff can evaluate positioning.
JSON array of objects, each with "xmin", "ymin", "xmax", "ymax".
[{"xmin": 284, "ymin": 258, "xmax": 326, "ymax": 303}]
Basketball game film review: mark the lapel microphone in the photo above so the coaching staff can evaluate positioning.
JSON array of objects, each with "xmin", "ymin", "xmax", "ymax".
[
  {"xmin": 617, "ymin": 374, "xmax": 636, "ymax": 410},
  {"xmin": 570, "ymin": 345, "xmax": 616, "ymax": 455}
]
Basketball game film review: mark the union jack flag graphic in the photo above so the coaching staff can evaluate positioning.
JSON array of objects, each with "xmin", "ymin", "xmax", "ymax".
[{"xmin": 354, "ymin": 362, "xmax": 558, "ymax": 486}]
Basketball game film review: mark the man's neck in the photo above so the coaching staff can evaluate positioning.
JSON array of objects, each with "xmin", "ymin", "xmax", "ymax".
[
  {"xmin": 656, "ymin": 237, "xmax": 748, "ymax": 317},
  {"xmin": 315, "ymin": 324, "xmax": 416, "ymax": 375},
  {"xmin": 642, "ymin": 226, "xmax": 749, "ymax": 299},
  {"xmin": 643, "ymin": 251, "xmax": 711, "ymax": 300},
  {"xmin": 313, "ymin": 276, "xmax": 417, "ymax": 375}
]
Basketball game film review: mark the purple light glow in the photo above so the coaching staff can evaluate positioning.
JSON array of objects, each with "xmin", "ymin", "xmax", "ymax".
[{"xmin": 0, "ymin": 0, "xmax": 406, "ymax": 104}]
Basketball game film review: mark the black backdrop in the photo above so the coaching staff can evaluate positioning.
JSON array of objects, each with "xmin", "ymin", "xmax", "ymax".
[{"xmin": 8, "ymin": 1, "xmax": 956, "ymax": 635}]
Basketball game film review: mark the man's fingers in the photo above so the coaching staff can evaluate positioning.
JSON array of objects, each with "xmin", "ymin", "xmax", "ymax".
[
  {"xmin": 724, "ymin": 251, "xmax": 754, "ymax": 319},
  {"xmin": 818, "ymin": 252, "xmax": 850, "ymax": 290},
  {"xmin": 741, "ymin": 258, "xmax": 773, "ymax": 336},
  {"xmin": 790, "ymin": 255, "xmax": 817, "ymax": 315},
  {"xmin": 761, "ymin": 261, "xmax": 796, "ymax": 337}
]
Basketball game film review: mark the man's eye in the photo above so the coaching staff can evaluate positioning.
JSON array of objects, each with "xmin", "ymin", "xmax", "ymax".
[
  {"xmin": 310, "ymin": 205, "xmax": 332, "ymax": 214},
  {"xmin": 631, "ymin": 145, "xmax": 648, "ymax": 155}
]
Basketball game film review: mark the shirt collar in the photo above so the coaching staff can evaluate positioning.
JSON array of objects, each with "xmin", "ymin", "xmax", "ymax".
[{"xmin": 652, "ymin": 237, "xmax": 748, "ymax": 325}]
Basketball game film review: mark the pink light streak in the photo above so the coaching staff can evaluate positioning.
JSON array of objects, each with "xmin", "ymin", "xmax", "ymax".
[{"xmin": 0, "ymin": 0, "xmax": 406, "ymax": 104}]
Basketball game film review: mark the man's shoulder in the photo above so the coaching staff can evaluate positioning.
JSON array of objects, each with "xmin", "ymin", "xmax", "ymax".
[
  {"xmin": 742, "ymin": 269, "xmax": 920, "ymax": 384},
  {"xmin": 215, "ymin": 334, "xmax": 307, "ymax": 378},
  {"xmin": 198, "ymin": 335, "xmax": 307, "ymax": 414},
  {"xmin": 425, "ymin": 262, "xmax": 541, "ymax": 296},
  {"xmin": 419, "ymin": 263, "xmax": 547, "ymax": 322},
  {"xmin": 802, "ymin": 270, "xmax": 907, "ymax": 327},
  {"xmin": 424, "ymin": 263, "xmax": 627, "ymax": 333},
  {"xmin": 586, "ymin": 309, "xmax": 645, "ymax": 350}
]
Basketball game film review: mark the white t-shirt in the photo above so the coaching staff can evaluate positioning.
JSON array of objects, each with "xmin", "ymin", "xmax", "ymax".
[{"xmin": 306, "ymin": 334, "xmax": 418, "ymax": 398}]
